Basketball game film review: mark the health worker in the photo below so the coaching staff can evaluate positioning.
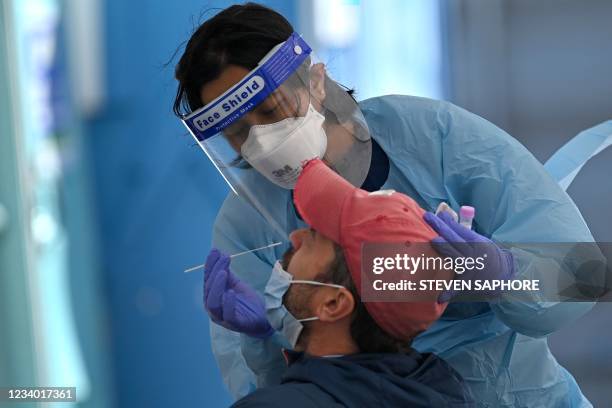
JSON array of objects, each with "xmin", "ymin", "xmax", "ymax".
[{"xmin": 173, "ymin": 3, "xmax": 597, "ymax": 407}]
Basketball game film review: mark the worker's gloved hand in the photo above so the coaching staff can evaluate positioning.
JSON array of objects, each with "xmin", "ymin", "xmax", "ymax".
[
  {"xmin": 204, "ymin": 248, "xmax": 275, "ymax": 339},
  {"xmin": 423, "ymin": 211, "xmax": 516, "ymax": 303}
]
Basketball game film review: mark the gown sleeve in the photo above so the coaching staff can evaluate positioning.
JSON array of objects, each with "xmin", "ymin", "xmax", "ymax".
[
  {"xmin": 362, "ymin": 95, "xmax": 603, "ymax": 338},
  {"xmin": 210, "ymin": 193, "xmax": 288, "ymax": 399},
  {"xmin": 435, "ymin": 100, "xmax": 601, "ymax": 337}
]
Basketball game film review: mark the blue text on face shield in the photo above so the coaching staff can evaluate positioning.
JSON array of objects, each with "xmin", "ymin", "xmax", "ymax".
[{"xmin": 194, "ymin": 77, "xmax": 264, "ymax": 130}]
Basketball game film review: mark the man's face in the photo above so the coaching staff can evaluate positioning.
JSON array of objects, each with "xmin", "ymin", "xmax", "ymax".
[
  {"xmin": 281, "ymin": 228, "xmax": 337, "ymax": 333},
  {"xmin": 282, "ymin": 228, "xmax": 336, "ymax": 280},
  {"xmin": 281, "ymin": 228, "xmax": 357, "ymax": 351}
]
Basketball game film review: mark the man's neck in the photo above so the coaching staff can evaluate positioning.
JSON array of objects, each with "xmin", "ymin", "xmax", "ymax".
[{"xmin": 303, "ymin": 329, "xmax": 359, "ymax": 357}]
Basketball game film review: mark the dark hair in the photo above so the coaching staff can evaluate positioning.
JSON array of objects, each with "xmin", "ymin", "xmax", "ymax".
[
  {"xmin": 319, "ymin": 245, "xmax": 412, "ymax": 354},
  {"xmin": 173, "ymin": 2, "xmax": 357, "ymax": 120},
  {"xmin": 173, "ymin": 3, "xmax": 294, "ymax": 117}
]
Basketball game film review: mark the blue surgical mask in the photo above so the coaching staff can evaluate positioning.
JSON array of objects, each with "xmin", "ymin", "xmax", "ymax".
[{"xmin": 264, "ymin": 261, "xmax": 344, "ymax": 348}]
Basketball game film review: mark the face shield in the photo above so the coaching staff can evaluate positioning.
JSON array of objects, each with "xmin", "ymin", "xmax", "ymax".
[{"xmin": 181, "ymin": 33, "xmax": 371, "ymax": 237}]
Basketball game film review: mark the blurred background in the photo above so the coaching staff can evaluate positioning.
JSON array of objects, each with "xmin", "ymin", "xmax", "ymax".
[{"xmin": 0, "ymin": 0, "xmax": 610, "ymax": 407}]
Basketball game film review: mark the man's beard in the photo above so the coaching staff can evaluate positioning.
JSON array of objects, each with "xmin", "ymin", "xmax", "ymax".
[
  {"xmin": 284, "ymin": 284, "xmax": 315, "ymax": 349},
  {"xmin": 284, "ymin": 284, "xmax": 314, "ymax": 320},
  {"xmin": 281, "ymin": 246, "xmax": 314, "ymax": 318},
  {"xmin": 281, "ymin": 246, "xmax": 316, "ymax": 348}
]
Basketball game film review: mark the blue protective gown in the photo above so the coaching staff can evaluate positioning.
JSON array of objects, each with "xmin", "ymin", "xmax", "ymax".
[{"xmin": 211, "ymin": 95, "xmax": 596, "ymax": 407}]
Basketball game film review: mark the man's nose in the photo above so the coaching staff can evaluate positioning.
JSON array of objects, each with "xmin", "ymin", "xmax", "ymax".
[{"xmin": 289, "ymin": 228, "xmax": 309, "ymax": 251}]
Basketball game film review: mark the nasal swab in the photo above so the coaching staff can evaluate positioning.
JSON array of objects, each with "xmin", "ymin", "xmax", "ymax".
[
  {"xmin": 184, "ymin": 241, "xmax": 283, "ymax": 273},
  {"xmin": 228, "ymin": 242, "xmax": 283, "ymax": 258}
]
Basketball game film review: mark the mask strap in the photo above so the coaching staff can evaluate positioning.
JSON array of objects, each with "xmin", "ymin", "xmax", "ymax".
[
  {"xmin": 290, "ymin": 280, "xmax": 345, "ymax": 323},
  {"xmin": 297, "ymin": 316, "xmax": 319, "ymax": 323},
  {"xmin": 291, "ymin": 280, "xmax": 345, "ymax": 289}
]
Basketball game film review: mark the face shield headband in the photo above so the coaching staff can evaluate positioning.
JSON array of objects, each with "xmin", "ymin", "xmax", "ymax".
[
  {"xmin": 181, "ymin": 33, "xmax": 312, "ymax": 187},
  {"xmin": 179, "ymin": 32, "xmax": 371, "ymax": 240}
]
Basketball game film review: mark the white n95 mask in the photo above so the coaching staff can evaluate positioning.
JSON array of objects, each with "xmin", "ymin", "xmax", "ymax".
[
  {"xmin": 240, "ymin": 103, "xmax": 327, "ymax": 189},
  {"xmin": 182, "ymin": 33, "xmax": 372, "ymax": 240},
  {"xmin": 264, "ymin": 261, "xmax": 344, "ymax": 348}
]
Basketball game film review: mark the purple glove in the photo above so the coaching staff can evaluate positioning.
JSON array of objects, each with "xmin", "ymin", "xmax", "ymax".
[
  {"xmin": 204, "ymin": 248, "xmax": 275, "ymax": 339},
  {"xmin": 423, "ymin": 211, "xmax": 516, "ymax": 302}
]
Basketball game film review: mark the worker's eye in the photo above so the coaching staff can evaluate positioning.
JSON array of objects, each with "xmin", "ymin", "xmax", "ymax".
[{"xmin": 261, "ymin": 104, "xmax": 279, "ymax": 115}]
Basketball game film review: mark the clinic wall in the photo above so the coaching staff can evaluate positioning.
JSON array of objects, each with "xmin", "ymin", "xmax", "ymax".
[
  {"xmin": 83, "ymin": 1, "xmax": 297, "ymax": 407},
  {"xmin": 446, "ymin": 0, "xmax": 612, "ymax": 405}
]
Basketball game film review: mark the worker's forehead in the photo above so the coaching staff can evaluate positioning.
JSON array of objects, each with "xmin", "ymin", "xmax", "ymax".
[{"xmin": 200, "ymin": 65, "xmax": 251, "ymax": 105}]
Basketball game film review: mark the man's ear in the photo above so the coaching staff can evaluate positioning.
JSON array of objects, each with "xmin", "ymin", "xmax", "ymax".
[
  {"xmin": 316, "ymin": 288, "xmax": 355, "ymax": 323},
  {"xmin": 309, "ymin": 63, "xmax": 326, "ymax": 112}
]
